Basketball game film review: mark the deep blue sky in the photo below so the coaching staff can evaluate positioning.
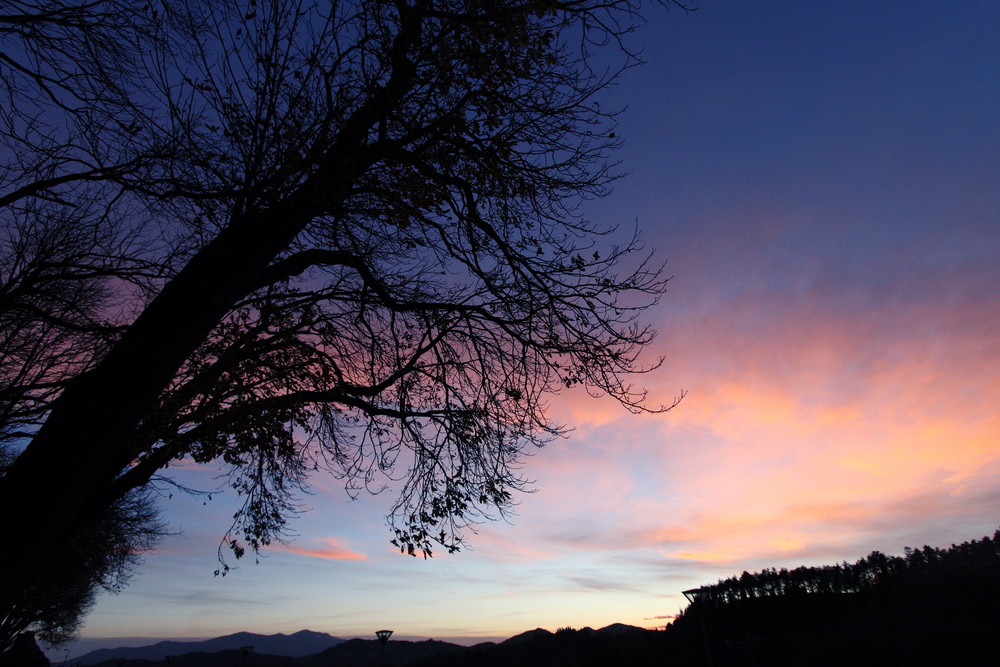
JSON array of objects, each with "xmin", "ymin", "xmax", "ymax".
[{"xmin": 65, "ymin": 1, "xmax": 1000, "ymax": 657}]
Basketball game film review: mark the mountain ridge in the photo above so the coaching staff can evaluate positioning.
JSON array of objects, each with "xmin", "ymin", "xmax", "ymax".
[
  {"xmin": 74, "ymin": 629, "xmax": 342, "ymax": 664},
  {"xmin": 72, "ymin": 624, "xmax": 649, "ymax": 665}
]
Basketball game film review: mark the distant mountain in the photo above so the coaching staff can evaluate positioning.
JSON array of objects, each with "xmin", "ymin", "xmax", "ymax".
[
  {"xmin": 496, "ymin": 623, "xmax": 643, "ymax": 647},
  {"xmin": 74, "ymin": 626, "xmax": 669, "ymax": 667},
  {"xmin": 594, "ymin": 623, "xmax": 645, "ymax": 635},
  {"xmin": 78, "ymin": 629, "xmax": 669, "ymax": 667},
  {"xmin": 500, "ymin": 628, "xmax": 552, "ymax": 645},
  {"xmin": 86, "ymin": 637, "xmax": 466, "ymax": 667},
  {"xmin": 76, "ymin": 630, "xmax": 342, "ymax": 664}
]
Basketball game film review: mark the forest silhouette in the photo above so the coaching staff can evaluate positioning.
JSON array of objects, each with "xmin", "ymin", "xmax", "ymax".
[{"xmin": 664, "ymin": 528, "xmax": 1000, "ymax": 665}]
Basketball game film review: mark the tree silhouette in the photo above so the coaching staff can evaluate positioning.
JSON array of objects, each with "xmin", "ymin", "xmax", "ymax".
[
  {"xmin": 0, "ymin": 482, "xmax": 162, "ymax": 651},
  {"xmin": 682, "ymin": 528, "xmax": 1000, "ymax": 607},
  {"xmin": 0, "ymin": 0, "xmax": 687, "ymax": 647},
  {"xmin": 671, "ymin": 530, "xmax": 1000, "ymax": 665}
]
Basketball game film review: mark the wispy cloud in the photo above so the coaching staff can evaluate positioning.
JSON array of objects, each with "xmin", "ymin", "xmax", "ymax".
[
  {"xmin": 272, "ymin": 537, "xmax": 366, "ymax": 561},
  {"xmin": 517, "ymin": 265, "xmax": 1000, "ymax": 575}
]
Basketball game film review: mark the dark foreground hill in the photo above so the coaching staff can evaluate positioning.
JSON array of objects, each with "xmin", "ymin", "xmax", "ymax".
[
  {"xmin": 85, "ymin": 636, "xmax": 465, "ymax": 667},
  {"xmin": 665, "ymin": 589, "xmax": 1000, "ymax": 666},
  {"xmin": 662, "ymin": 528, "xmax": 1000, "ymax": 666},
  {"xmin": 76, "ymin": 630, "xmax": 341, "ymax": 664},
  {"xmin": 409, "ymin": 624, "xmax": 664, "ymax": 667}
]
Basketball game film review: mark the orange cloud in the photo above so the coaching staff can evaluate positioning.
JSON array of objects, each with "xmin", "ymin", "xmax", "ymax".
[
  {"xmin": 509, "ymin": 283, "xmax": 1000, "ymax": 571},
  {"xmin": 274, "ymin": 537, "xmax": 366, "ymax": 561}
]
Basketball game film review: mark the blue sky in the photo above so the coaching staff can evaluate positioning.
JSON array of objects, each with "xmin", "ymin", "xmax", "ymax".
[{"xmin": 66, "ymin": 0, "xmax": 1000, "ymax": 656}]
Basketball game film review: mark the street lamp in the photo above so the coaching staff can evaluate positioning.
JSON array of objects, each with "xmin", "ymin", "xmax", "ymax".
[{"xmin": 375, "ymin": 629, "xmax": 393, "ymax": 666}]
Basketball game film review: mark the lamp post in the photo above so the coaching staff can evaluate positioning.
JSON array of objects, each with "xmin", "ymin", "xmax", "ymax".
[{"xmin": 375, "ymin": 629, "xmax": 393, "ymax": 666}]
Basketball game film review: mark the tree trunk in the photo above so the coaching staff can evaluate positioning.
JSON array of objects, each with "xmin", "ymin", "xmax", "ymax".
[
  {"xmin": 0, "ymin": 8, "xmax": 421, "ymax": 622},
  {"xmin": 0, "ymin": 207, "xmax": 300, "ymax": 614}
]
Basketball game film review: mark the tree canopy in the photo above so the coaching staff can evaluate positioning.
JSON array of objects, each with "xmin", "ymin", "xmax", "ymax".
[{"xmin": 0, "ymin": 0, "xmax": 684, "ymax": 647}]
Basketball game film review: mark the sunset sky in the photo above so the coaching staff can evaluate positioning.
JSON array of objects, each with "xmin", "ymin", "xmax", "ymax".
[{"xmin": 71, "ymin": 0, "xmax": 999, "ymax": 654}]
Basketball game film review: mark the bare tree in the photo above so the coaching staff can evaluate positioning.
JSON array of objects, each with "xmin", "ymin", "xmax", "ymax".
[
  {"xmin": 0, "ymin": 0, "xmax": 687, "ymax": 646},
  {"xmin": 0, "ymin": 467, "xmax": 162, "ymax": 651}
]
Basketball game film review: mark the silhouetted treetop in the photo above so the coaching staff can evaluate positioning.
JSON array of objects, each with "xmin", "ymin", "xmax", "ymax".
[
  {"xmin": 684, "ymin": 528, "xmax": 1000, "ymax": 608},
  {"xmin": 0, "ymin": 0, "xmax": 686, "ymax": 650}
]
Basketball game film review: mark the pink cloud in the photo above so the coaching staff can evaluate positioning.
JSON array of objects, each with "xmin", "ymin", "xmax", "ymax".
[
  {"xmin": 494, "ymin": 272, "xmax": 1000, "ymax": 572},
  {"xmin": 273, "ymin": 537, "xmax": 366, "ymax": 561}
]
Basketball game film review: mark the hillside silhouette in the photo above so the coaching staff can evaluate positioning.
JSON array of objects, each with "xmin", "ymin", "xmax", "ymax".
[
  {"xmin": 73, "ymin": 630, "xmax": 340, "ymax": 664},
  {"xmin": 665, "ymin": 528, "xmax": 1000, "ymax": 666}
]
